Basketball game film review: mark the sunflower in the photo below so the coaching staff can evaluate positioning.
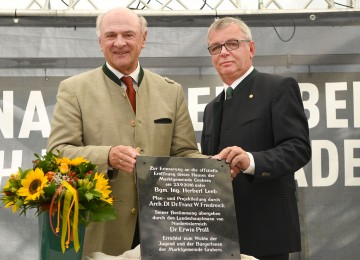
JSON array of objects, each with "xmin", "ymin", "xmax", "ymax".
[
  {"xmin": 17, "ymin": 168, "xmax": 48, "ymax": 203},
  {"xmin": 70, "ymin": 157, "xmax": 89, "ymax": 166},
  {"xmin": 94, "ymin": 173, "xmax": 113, "ymax": 204}
]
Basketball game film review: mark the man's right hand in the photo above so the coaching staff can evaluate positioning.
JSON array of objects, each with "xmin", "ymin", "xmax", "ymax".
[
  {"xmin": 212, "ymin": 146, "xmax": 250, "ymax": 179},
  {"xmin": 108, "ymin": 145, "xmax": 140, "ymax": 173}
]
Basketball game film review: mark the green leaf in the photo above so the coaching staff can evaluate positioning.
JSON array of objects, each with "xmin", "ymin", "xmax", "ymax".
[
  {"xmin": 84, "ymin": 192, "xmax": 94, "ymax": 201},
  {"xmin": 43, "ymin": 183, "xmax": 57, "ymax": 198},
  {"xmin": 89, "ymin": 189, "xmax": 102, "ymax": 199}
]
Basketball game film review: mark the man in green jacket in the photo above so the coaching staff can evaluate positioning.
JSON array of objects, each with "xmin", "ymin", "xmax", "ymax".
[{"xmin": 47, "ymin": 7, "xmax": 203, "ymax": 257}]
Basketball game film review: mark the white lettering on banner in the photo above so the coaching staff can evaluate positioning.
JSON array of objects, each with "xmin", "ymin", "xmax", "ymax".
[
  {"xmin": 354, "ymin": 82, "xmax": 360, "ymax": 128},
  {"xmin": 188, "ymin": 88, "xmax": 210, "ymax": 131},
  {"xmin": 0, "ymin": 91, "xmax": 14, "ymax": 138},
  {"xmin": 294, "ymin": 167, "xmax": 308, "ymax": 187},
  {"xmin": 344, "ymin": 140, "xmax": 360, "ymax": 186},
  {"xmin": 326, "ymin": 82, "xmax": 348, "ymax": 128},
  {"xmin": 18, "ymin": 91, "xmax": 50, "ymax": 138},
  {"xmin": 299, "ymin": 83, "xmax": 320, "ymax": 129},
  {"xmin": 311, "ymin": 140, "xmax": 339, "ymax": 187},
  {"xmin": 0, "ymin": 150, "xmax": 23, "ymax": 178},
  {"xmin": 296, "ymin": 140, "xmax": 360, "ymax": 187},
  {"xmin": 300, "ymin": 82, "xmax": 360, "ymax": 129}
]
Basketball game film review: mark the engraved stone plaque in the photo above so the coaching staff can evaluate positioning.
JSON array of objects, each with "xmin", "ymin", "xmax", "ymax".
[{"xmin": 136, "ymin": 156, "xmax": 240, "ymax": 260}]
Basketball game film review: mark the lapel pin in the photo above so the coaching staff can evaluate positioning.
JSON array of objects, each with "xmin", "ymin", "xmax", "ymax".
[{"xmin": 249, "ymin": 94, "xmax": 254, "ymax": 99}]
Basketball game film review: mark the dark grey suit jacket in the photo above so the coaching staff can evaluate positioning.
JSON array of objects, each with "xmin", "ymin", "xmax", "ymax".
[{"xmin": 201, "ymin": 69, "xmax": 311, "ymax": 256}]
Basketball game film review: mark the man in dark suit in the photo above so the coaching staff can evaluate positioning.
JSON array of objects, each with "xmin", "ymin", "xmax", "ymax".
[{"xmin": 201, "ymin": 17, "xmax": 311, "ymax": 260}]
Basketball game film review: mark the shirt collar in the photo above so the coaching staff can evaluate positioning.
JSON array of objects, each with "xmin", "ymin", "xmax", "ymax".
[
  {"xmin": 223, "ymin": 66, "xmax": 254, "ymax": 90},
  {"xmin": 106, "ymin": 62, "xmax": 140, "ymax": 85}
]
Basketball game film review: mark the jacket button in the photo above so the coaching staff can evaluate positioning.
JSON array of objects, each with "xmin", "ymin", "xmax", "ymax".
[
  {"xmin": 130, "ymin": 120, "xmax": 136, "ymax": 127},
  {"xmin": 131, "ymin": 208, "xmax": 137, "ymax": 215}
]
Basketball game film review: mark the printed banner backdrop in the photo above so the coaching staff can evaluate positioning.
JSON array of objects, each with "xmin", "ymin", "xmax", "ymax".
[{"xmin": 1, "ymin": 72, "xmax": 359, "ymax": 259}]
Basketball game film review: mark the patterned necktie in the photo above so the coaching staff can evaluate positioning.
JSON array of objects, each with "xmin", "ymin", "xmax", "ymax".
[
  {"xmin": 121, "ymin": 76, "xmax": 136, "ymax": 113},
  {"xmin": 226, "ymin": 87, "xmax": 233, "ymax": 100}
]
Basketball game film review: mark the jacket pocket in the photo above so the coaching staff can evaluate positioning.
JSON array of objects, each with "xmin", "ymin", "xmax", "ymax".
[{"xmin": 154, "ymin": 118, "xmax": 172, "ymax": 124}]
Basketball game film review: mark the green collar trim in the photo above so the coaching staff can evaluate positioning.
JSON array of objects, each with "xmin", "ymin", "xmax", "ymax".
[{"xmin": 102, "ymin": 63, "xmax": 145, "ymax": 87}]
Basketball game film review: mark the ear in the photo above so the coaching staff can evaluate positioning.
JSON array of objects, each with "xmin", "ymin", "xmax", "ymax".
[
  {"xmin": 141, "ymin": 31, "xmax": 147, "ymax": 48},
  {"xmin": 98, "ymin": 37, "xmax": 103, "ymax": 52},
  {"xmin": 249, "ymin": 41, "xmax": 256, "ymax": 59}
]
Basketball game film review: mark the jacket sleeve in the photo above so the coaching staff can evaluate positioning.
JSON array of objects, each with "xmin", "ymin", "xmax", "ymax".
[
  {"xmin": 252, "ymin": 77, "xmax": 311, "ymax": 182},
  {"xmin": 47, "ymin": 79, "xmax": 111, "ymax": 173},
  {"xmin": 170, "ymin": 84, "xmax": 204, "ymax": 158}
]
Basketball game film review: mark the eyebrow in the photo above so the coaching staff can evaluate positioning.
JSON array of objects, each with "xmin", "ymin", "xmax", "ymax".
[
  {"xmin": 209, "ymin": 38, "xmax": 238, "ymax": 46},
  {"xmin": 103, "ymin": 29, "xmax": 137, "ymax": 35}
]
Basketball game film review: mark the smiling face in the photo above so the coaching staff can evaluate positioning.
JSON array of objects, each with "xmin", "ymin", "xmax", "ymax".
[
  {"xmin": 98, "ymin": 8, "xmax": 147, "ymax": 75},
  {"xmin": 208, "ymin": 22, "xmax": 255, "ymax": 85}
]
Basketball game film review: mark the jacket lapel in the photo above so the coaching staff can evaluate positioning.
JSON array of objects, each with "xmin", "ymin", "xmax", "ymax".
[{"xmin": 211, "ymin": 92, "xmax": 224, "ymax": 154}]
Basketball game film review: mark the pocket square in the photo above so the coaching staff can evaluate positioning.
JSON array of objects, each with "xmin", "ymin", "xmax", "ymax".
[{"xmin": 154, "ymin": 118, "xmax": 172, "ymax": 124}]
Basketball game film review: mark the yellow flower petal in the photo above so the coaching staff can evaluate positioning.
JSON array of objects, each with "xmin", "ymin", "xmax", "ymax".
[
  {"xmin": 59, "ymin": 162, "xmax": 69, "ymax": 174},
  {"xmin": 71, "ymin": 157, "xmax": 89, "ymax": 166}
]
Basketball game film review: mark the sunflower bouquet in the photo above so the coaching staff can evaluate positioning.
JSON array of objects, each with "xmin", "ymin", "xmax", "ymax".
[{"xmin": 1, "ymin": 151, "xmax": 117, "ymax": 253}]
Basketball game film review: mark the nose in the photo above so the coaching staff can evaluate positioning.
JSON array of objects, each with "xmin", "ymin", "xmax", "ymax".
[
  {"xmin": 219, "ymin": 45, "xmax": 230, "ymax": 55},
  {"xmin": 113, "ymin": 35, "xmax": 126, "ymax": 46}
]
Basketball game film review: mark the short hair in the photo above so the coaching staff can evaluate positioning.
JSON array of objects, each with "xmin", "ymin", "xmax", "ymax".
[
  {"xmin": 207, "ymin": 17, "xmax": 252, "ymax": 42},
  {"xmin": 95, "ymin": 10, "xmax": 148, "ymax": 37}
]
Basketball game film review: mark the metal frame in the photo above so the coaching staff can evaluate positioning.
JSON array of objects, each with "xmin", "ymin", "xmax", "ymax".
[
  {"xmin": 2, "ymin": 0, "xmax": 359, "ymax": 11},
  {"xmin": 0, "ymin": 0, "xmax": 359, "ymax": 28}
]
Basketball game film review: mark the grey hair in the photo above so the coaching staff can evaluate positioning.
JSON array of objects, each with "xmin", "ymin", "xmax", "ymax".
[
  {"xmin": 207, "ymin": 17, "xmax": 252, "ymax": 42},
  {"xmin": 96, "ymin": 10, "xmax": 148, "ymax": 37}
]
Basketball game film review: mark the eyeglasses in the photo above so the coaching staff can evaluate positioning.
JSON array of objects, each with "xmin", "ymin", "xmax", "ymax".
[{"xmin": 207, "ymin": 39, "xmax": 250, "ymax": 55}]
